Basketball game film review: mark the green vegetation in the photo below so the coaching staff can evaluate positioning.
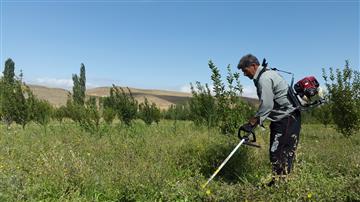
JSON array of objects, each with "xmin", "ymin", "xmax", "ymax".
[
  {"xmin": 106, "ymin": 85, "xmax": 138, "ymax": 126},
  {"xmin": 323, "ymin": 61, "xmax": 360, "ymax": 136},
  {"xmin": 1, "ymin": 58, "xmax": 359, "ymax": 201},
  {"xmin": 0, "ymin": 59, "xmax": 54, "ymax": 129},
  {"xmin": 0, "ymin": 59, "xmax": 27, "ymax": 128},
  {"xmin": 162, "ymin": 103, "xmax": 191, "ymax": 121},
  {"xmin": 138, "ymin": 98, "xmax": 161, "ymax": 125},
  {"xmin": 0, "ymin": 121, "xmax": 359, "ymax": 201},
  {"xmin": 72, "ymin": 63, "xmax": 86, "ymax": 106},
  {"xmin": 189, "ymin": 61, "xmax": 255, "ymax": 133}
]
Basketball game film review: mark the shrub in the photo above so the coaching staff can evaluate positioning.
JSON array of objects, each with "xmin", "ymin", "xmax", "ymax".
[
  {"xmin": 189, "ymin": 82, "xmax": 217, "ymax": 128},
  {"xmin": 138, "ymin": 98, "xmax": 161, "ymax": 125},
  {"xmin": 109, "ymin": 85, "xmax": 138, "ymax": 126},
  {"xmin": 313, "ymin": 103, "xmax": 333, "ymax": 127},
  {"xmin": 163, "ymin": 103, "xmax": 191, "ymax": 121},
  {"xmin": 322, "ymin": 60, "xmax": 360, "ymax": 136},
  {"xmin": 79, "ymin": 97, "xmax": 101, "ymax": 133},
  {"xmin": 189, "ymin": 60, "xmax": 255, "ymax": 134},
  {"xmin": 102, "ymin": 107, "xmax": 116, "ymax": 124},
  {"xmin": 209, "ymin": 62, "xmax": 254, "ymax": 134},
  {"xmin": 27, "ymin": 93, "xmax": 53, "ymax": 132},
  {"xmin": 53, "ymin": 106, "xmax": 68, "ymax": 124}
]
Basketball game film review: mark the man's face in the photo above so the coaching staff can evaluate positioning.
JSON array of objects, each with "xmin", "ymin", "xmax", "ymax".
[{"xmin": 241, "ymin": 64, "xmax": 257, "ymax": 79}]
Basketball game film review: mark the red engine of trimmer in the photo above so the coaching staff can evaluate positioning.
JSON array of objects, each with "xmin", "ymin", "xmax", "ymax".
[
  {"xmin": 262, "ymin": 58, "xmax": 325, "ymax": 111},
  {"xmin": 294, "ymin": 76, "xmax": 320, "ymax": 98},
  {"xmin": 288, "ymin": 75, "xmax": 325, "ymax": 111}
]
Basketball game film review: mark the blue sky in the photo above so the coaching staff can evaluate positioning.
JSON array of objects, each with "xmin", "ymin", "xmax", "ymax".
[{"xmin": 1, "ymin": 0, "xmax": 359, "ymax": 97}]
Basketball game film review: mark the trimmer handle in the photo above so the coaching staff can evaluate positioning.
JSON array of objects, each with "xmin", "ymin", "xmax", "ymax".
[{"xmin": 237, "ymin": 128, "xmax": 261, "ymax": 148}]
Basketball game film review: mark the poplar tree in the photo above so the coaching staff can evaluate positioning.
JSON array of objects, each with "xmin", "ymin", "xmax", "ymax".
[
  {"xmin": 79, "ymin": 63, "xmax": 86, "ymax": 105},
  {"xmin": 3, "ymin": 59, "xmax": 15, "ymax": 84},
  {"xmin": 0, "ymin": 58, "xmax": 27, "ymax": 128},
  {"xmin": 72, "ymin": 63, "xmax": 86, "ymax": 106}
]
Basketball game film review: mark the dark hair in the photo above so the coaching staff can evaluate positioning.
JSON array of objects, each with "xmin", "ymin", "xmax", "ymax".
[{"xmin": 237, "ymin": 54, "xmax": 260, "ymax": 70}]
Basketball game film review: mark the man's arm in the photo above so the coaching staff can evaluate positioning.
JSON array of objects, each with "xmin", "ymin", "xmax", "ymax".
[{"xmin": 251, "ymin": 77, "xmax": 275, "ymax": 126}]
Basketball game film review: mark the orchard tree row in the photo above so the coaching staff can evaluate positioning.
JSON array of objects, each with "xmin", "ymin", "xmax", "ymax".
[
  {"xmin": 0, "ymin": 59, "xmax": 161, "ymax": 134},
  {"xmin": 1, "ymin": 58, "xmax": 358, "ymax": 136}
]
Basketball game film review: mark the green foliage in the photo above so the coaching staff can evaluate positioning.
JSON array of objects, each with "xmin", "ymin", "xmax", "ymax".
[
  {"xmin": 323, "ymin": 61, "xmax": 360, "ymax": 136},
  {"xmin": 301, "ymin": 99, "xmax": 333, "ymax": 127},
  {"xmin": 209, "ymin": 62, "xmax": 254, "ymax": 134},
  {"xmin": 99, "ymin": 89, "xmax": 117, "ymax": 124},
  {"xmin": 26, "ymin": 91, "xmax": 53, "ymax": 128},
  {"xmin": 79, "ymin": 97, "xmax": 101, "ymax": 134},
  {"xmin": 189, "ymin": 82, "xmax": 217, "ymax": 128},
  {"xmin": 0, "ymin": 59, "xmax": 28, "ymax": 128},
  {"xmin": 72, "ymin": 63, "xmax": 86, "ymax": 106},
  {"xmin": 65, "ymin": 98, "xmax": 85, "ymax": 123},
  {"xmin": 64, "ymin": 96, "xmax": 101, "ymax": 134},
  {"xmin": 2, "ymin": 58, "xmax": 15, "ymax": 84},
  {"xmin": 79, "ymin": 64, "xmax": 86, "ymax": 103},
  {"xmin": 0, "ymin": 122, "xmax": 359, "ymax": 201},
  {"xmin": 53, "ymin": 106, "xmax": 68, "ymax": 124},
  {"xmin": 68, "ymin": 65, "xmax": 102, "ymax": 133},
  {"xmin": 138, "ymin": 98, "xmax": 161, "ymax": 125},
  {"xmin": 189, "ymin": 60, "xmax": 255, "ymax": 134},
  {"xmin": 313, "ymin": 103, "xmax": 333, "ymax": 127},
  {"xmin": 163, "ymin": 103, "xmax": 191, "ymax": 120},
  {"xmin": 108, "ymin": 85, "xmax": 138, "ymax": 126},
  {"xmin": 102, "ymin": 107, "xmax": 116, "ymax": 124}
]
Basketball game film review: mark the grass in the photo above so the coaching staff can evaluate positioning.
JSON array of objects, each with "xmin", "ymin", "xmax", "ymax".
[{"xmin": 0, "ymin": 120, "xmax": 359, "ymax": 201}]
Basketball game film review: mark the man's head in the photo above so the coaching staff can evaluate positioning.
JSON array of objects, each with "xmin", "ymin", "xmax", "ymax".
[{"xmin": 237, "ymin": 54, "xmax": 260, "ymax": 79}]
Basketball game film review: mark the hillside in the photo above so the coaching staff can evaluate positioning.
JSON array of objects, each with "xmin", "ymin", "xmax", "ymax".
[{"xmin": 28, "ymin": 84, "xmax": 258, "ymax": 109}]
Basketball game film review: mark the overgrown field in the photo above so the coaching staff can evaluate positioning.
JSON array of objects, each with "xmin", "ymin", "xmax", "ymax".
[{"xmin": 0, "ymin": 120, "xmax": 359, "ymax": 201}]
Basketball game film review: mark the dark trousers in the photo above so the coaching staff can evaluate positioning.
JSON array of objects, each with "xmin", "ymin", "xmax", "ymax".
[{"xmin": 269, "ymin": 110, "xmax": 301, "ymax": 175}]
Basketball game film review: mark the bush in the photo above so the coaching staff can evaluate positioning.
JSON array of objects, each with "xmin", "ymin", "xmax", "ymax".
[
  {"xmin": 189, "ymin": 60, "xmax": 255, "ymax": 134},
  {"xmin": 323, "ymin": 61, "xmax": 360, "ymax": 136},
  {"xmin": 102, "ymin": 107, "xmax": 116, "ymax": 124},
  {"xmin": 27, "ymin": 93, "xmax": 53, "ymax": 131},
  {"xmin": 79, "ymin": 97, "xmax": 101, "ymax": 134},
  {"xmin": 65, "ymin": 99, "xmax": 85, "ymax": 123},
  {"xmin": 313, "ymin": 103, "xmax": 333, "ymax": 127},
  {"xmin": 138, "ymin": 98, "xmax": 161, "ymax": 125},
  {"xmin": 53, "ymin": 106, "xmax": 68, "ymax": 124},
  {"xmin": 108, "ymin": 85, "xmax": 138, "ymax": 126},
  {"xmin": 209, "ymin": 62, "xmax": 254, "ymax": 134},
  {"xmin": 163, "ymin": 103, "xmax": 191, "ymax": 121},
  {"xmin": 189, "ymin": 82, "xmax": 217, "ymax": 128}
]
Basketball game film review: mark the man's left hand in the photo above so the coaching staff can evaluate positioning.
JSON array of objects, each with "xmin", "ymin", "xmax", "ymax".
[
  {"xmin": 239, "ymin": 123, "xmax": 255, "ymax": 133},
  {"xmin": 248, "ymin": 117, "xmax": 259, "ymax": 127}
]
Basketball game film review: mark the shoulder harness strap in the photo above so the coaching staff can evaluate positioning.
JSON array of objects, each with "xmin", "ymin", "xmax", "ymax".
[{"xmin": 254, "ymin": 59, "xmax": 269, "ymax": 85}]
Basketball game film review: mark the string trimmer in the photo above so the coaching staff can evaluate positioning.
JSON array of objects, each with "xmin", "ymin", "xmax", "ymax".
[{"xmin": 201, "ymin": 128, "xmax": 260, "ymax": 189}]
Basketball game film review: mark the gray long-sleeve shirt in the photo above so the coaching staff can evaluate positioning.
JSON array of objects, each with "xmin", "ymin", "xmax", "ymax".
[{"xmin": 253, "ymin": 66, "xmax": 296, "ymax": 125}]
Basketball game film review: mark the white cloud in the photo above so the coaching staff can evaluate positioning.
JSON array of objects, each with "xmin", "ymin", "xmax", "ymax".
[
  {"xmin": 179, "ymin": 84, "xmax": 191, "ymax": 93},
  {"xmin": 32, "ymin": 78, "xmax": 98, "ymax": 89},
  {"xmin": 34, "ymin": 78, "xmax": 73, "ymax": 89},
  {"xmin": 241, "ymin": 85, "xmax": 258, "ymax": 98},
  {"xmin": 85, "ymin": 82, "xmax": 99, "ymax": 89},
  {"xmin": 179, "ymin": 83, "xmax": 216, "ymax": 95},
  {"xmin": 180, "ymin": 83, "xmax": 258, "ymax": 98}
]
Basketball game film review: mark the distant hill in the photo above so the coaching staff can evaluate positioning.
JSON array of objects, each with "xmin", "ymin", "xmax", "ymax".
[
  {"xmin": 28, "ymin": 85, "xmax": 258, "ymax": 109},
  {"xmin": 28, "ymin": 85, "xmax": 71, "ymax": 107}
]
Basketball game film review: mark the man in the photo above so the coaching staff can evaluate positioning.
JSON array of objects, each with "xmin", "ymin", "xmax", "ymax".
[{"xmin": 237, "ymin": 54, "xmax": 301, "ymax": 186}]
